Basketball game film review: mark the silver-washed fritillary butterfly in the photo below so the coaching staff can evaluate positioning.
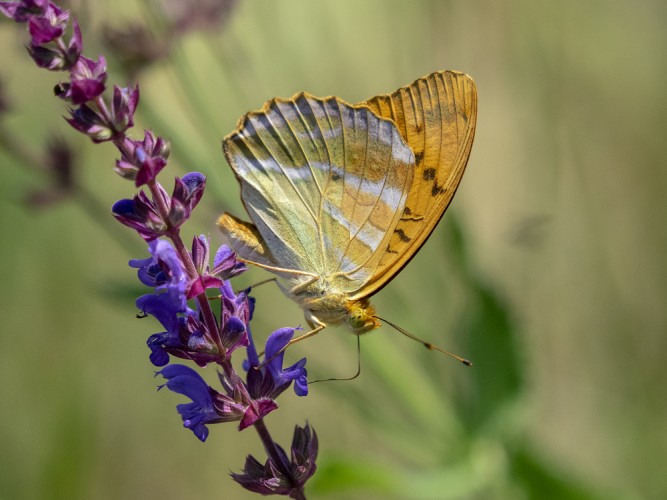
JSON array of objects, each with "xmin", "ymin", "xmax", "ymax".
[{"xmin": 218, "ymin": 70, "xmax": 477, "ymax": 355}]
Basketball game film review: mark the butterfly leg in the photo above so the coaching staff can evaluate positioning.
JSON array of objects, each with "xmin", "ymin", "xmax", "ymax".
[{"xmin": 287, "ymin": 312, "xmax": 327, "ymax": 348}]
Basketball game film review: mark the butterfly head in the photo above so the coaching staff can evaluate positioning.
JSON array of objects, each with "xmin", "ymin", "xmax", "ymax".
[{"xmin": 346, "ymin": 299, "xmax": 381, "ymax": 335}]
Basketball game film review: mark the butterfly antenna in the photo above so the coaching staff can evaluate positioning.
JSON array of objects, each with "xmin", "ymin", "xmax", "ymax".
[
  {"xmin": 309, "ymin": 335, "xmax": 362, "ymax": 385},
  {"xmin": 374, "ymin": 316, "xmax": 473, "ymax": 367}
]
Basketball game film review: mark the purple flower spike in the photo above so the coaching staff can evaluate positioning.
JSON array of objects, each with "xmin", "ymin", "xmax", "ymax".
[
  {"xmin": 68, "ymin": 55, "xmax": 107, "ymax": 104},
  {"xmin": 232, "ymin": 424, "xmax": 318, "ymax": 496},
  {"xmin": 158, "ymin": 364, "xmax": 221, "ymax": 442},
  {"xmin": 0, "ymin": 0, "xmax": 49, "ymax": 23}
]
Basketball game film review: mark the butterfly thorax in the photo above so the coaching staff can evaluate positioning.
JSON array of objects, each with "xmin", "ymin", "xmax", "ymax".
[{"xmin": 285, "ymin": 279, "xmax": 381, "ymax": 335}]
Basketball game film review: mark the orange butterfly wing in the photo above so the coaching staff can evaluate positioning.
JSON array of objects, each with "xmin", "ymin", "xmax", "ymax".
[{"xmin": 350, "ymin": 70, "xmax": 478, "ymax": 300}]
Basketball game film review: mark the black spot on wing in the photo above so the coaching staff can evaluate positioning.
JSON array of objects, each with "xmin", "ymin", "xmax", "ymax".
[
  {"xmin": 414, "ymin": 151, "xmax": 424, "ymax": 165},
  {"xmin": 395, "ymin": 229, "xmax": 411, "ymax": 242},
  {"xmin": 431, "ymin": 181, "xmax": 446, "ymax": 197},
  {"xmin": 423, "ymin": 168, "xmax": 436, "ymax": 180}
]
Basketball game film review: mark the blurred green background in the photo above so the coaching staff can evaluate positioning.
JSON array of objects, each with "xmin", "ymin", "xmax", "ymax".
[{"xmin": 1, "ymin": 0, "xmax": 666, "ymax": 498}]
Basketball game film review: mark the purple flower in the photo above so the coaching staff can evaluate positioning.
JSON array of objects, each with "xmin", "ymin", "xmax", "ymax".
[
  {"xmin": 108, "ymin": 84, "xmax": 139, "ymax": 137},
  {"xmin": 130, "ymin": 239, "xmax": 225, "ymax": 367},
  {"xmin": 112, "ymin": 189, "xmax": 166, "ymax": 240},
  {"xmin": 157, "ymin": 364, "xmax": 222, "ymax": 442},
  {"xmin": 66, "ymin": 103, "xmax": 113, "ymax": 142},
  {"xmin": 112, "ymin": 173, "xmax": 205, "ymax": 241},
  {"xmin": 115, "ymin": 129, "xmax": 168, "ymax": 185},
  {"xmin": 0, "ymin": 0, "xmax": 49, "ymax": 23},
  {"xmin": 189, "ymin": 239, "xmax": 246, "ymax": 298},
  {"xmin": 134, "ymin": 238, "xmax": 253, "ymax": 366},
  {"xmin": 130, "ymin": 239, "xmax": 189, "ymax": 308},
  {"xmin": 67, "ymin": 84, "xmax": 138, "ymax": 142},
  {"xmin": 158, "ymin": 365, "xmax": 281, "ymax": 439},
  {"xmin": 144, "ymin": 304, "xmax": 222, "ymax": 368},
  {"xmin": 213, "ymin": 244, "xmax": 247, "ymax": 280},
  {"xmin": 246, "ymin": 327, "xmax": 309, "ymax": 399},
  {"xmin": 141, "ymin": 293, "xmax": 185, "ymax": 366},
  {"xmin": 27, "ymin": 2, "xmax": 67, "ymax": 44},
  {"xmin": 67, "ymin": 55, "xmax": 107, "ymax": 104},
  {"xmin": 167, "ymin": 171, "xmax": 206, "ymax": 224},
  {"xmin": 231, "ymin": 424, "xmax": 318, "ymax": 496},
  {"xmin": 187, "ymin": 235, "xmax": 222, "ymax": 298},
  {"xmin": 217, "ymin": 281, "xmax": 250, "ymax": 355},
  {"xmin": 27, "ymin": 15, "xmax": 81, "ymax": 70}
]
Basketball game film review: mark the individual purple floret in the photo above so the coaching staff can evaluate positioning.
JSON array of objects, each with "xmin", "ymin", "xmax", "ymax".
[
  {"xmin": 188, "ymin": 235, "xmax": 246, "ymax": 298},
  {"xmin": 157, "ymin": 364, "xmax": 227, "ymax": 442},
  {"xmin": 67, "ymin": 55, "xmax": 107, "ymax": 104},
  {"xmin": 246, "ymin": 327, "xmax": 309, "ymax": 398}
]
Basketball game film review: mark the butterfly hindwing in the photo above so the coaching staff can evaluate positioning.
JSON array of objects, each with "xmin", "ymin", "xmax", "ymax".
[
  {"xmin": 356, "ymin": 70, "xmax": 478, "ymax": 299},
  {"xmin": 222, "ymin": 93, "xmax": 415, "ymax": 293}
]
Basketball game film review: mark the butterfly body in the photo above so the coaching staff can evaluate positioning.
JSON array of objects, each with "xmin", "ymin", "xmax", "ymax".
[
  {"xmin": 219, "ymin": 71, "xmax": 477, "ymax": 340},
  {"xmin": 285, "ymin": 284, "xmax": 380, "ymax": 335}
]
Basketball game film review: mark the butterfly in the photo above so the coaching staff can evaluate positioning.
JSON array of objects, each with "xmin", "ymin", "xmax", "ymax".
[{"xmin": 218, "ymin": 70, "xmax": 477, "ymax": 353}]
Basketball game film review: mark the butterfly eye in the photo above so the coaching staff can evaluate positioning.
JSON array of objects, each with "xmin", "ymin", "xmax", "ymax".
[
  {"xmin": 346, "ymin": 301, "xmax": 380, "ymax": 334},
  {"xmin": 348, "ymin": 315, "xmax": 366, "ymax": 330}
]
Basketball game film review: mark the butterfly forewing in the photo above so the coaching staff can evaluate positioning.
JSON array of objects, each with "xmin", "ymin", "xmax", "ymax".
[
  {"xmin": 356, "ymin": 70, "xmax": 477, "ymax": 299},
  {"xmin": 223, "ymin": 93, "xmax": 415, "ymax": 293}
]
